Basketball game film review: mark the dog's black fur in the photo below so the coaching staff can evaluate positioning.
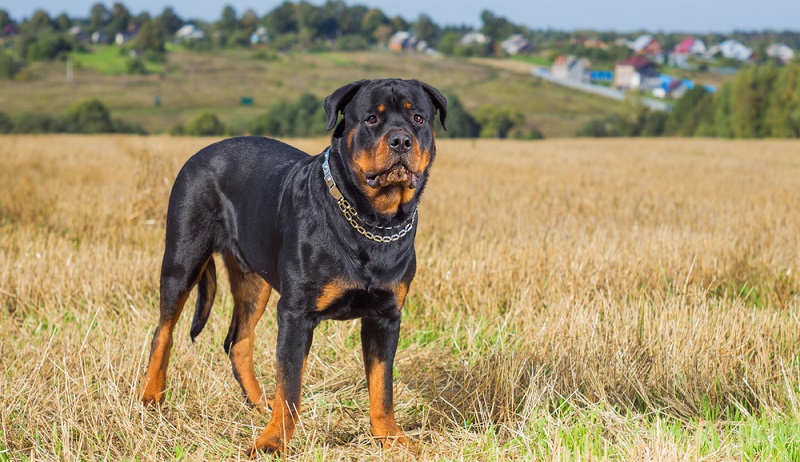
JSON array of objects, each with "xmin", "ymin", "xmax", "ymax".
[{"xmin": 141, "ymin": 79, "xmax": 446, "ymax": 455}]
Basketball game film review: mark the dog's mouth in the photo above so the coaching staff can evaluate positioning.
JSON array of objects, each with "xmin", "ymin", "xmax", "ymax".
[{"xmin": 365, "ymin": 163, "xmax": 420, "ymax": 189}]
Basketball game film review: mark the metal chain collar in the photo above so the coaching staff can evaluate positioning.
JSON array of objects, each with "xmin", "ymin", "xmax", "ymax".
[{"xmin": 322, "ymin": 148, "xmax": 417, "ymax": 243}]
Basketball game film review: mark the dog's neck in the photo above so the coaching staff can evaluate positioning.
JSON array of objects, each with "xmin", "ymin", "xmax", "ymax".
[{"xmin": 321, "ymin": 146, "xmax": 420, "ymax": 243}]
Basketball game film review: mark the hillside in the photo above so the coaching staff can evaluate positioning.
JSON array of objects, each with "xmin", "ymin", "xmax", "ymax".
[{"xmin": 0, "ymin": 48, "xmax": 623, "ymax": 137}]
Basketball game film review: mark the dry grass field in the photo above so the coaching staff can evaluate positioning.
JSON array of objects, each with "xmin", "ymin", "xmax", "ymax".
[{"xmin": 1, "ymin": 135, "xmax": 799, "ymax": 460}]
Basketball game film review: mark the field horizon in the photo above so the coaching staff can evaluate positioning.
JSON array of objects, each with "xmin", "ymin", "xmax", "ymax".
[{"xmin": 1, "ymin": 135, "xmax": 799, "ymax": 460}]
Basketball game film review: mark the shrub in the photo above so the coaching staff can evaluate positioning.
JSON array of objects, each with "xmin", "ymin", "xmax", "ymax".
[
  {"xmin": 62, "ymin": 99, "xmax": 113, "ymax": 133},
  {"xmin": 0, "ymin": 111, "xmax": 12, "ymax": 133},
  {"xmin": 13, "ymin": 113, "xmax": 62, "ymax": 133},
  {"xmin": 252, "ymin": 92, "xmax": 327, "ymax": 137},
  {"xmin": 438, "ymin": 93, "xmax": 481, "ymax": 138},
  {"xmin": 475, "ymin": 105, "xmax": 524, "ymax": 139},
  {"xmin": 0, "ymin": 52, "xmax": 14, "ymax": 79},
  {"xmin": 126, "ymin": 57, "xmax": 147, "ymax": 75},
  {"xmin": 184, "ymin": 112, "xmax": 225, "ymax": 136},
  {"xmin": 26, "ymin": 33, "xmax": 74, "ymax": 61}
]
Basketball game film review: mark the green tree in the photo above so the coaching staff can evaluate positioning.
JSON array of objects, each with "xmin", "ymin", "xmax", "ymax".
[
  {"xmin": 765, "ymin": 63, "xmax": 800, "ymax": 137},
  {"xmin": 0, "ymin": 10, "xmax": 11, "ymax": 29},
  {"xmin": 480, "ymin": 10, "xmax": 518, "ymax": 42},
  {"xmin": 0, "ymin": 52, "xmax": 14, "ymax": 79},
  {"xmin": 0, "ymin": 111, "xmax": 12, "ymax": 133},
  {"xmin": 437, "ymin": 32, "xmax": 460, "ymax": 56},
  {"xmin": 25, "ymin": 33, "xmax": 74, "ymax": 61},
  {"xmin": 361, "ymin": 8, "xmax": 388, "ymax": 39},
  {"xmin": 55, "ymin": 13, "xmax": 71, "ymax": 31},
  {"xmin": 664, "ymin": 87, "xmax": 714, "ymax": 136},
  {"xmin": 476, "ymin": 105, "xmax": 524, "ymax": 138},
  {"xmin": 24, "ymin": 10, "xmax": 55, "ymax": 32},
  {"xmin": 438, "ymin": 93, "xmax": 480, "ymax": 138},
  {"xmin": 265, "ymin": 2, "xmax": 298, "ymax": 36},
  {"xmin": 185, "ymin": 112, "xmax": 226, "ymax": 136},
  {"xmin": 413, "ymin": 14, "xmax": 438, "ymax": 43},
  {"xmin": 63, "ymin": 99, "xmax": 114, "ymax": 133},
  {"xmin": 89, "ymin": 3, "xmax": 110, "ymax": 31},
  {"xmin": 241, "ymin": 9, "xmax": 260, "ymax": 38},
  {"xmin": 134, "ymin": 20, "xmax": 165, "ymax": 53},
  {"xmin": 729, "ymin": 63, "xmax": 779, "ymax": 138},
  {"xmin": 252, "ymin": 92, "xmax": 327, "ymax": 137},
  {"xmin": 14, "ymin": 113, "xmax": 61, "ymax": 133},
  {"xmin": 107, "ymin": 2, "xmax": 131, "ymax": 35},
  {"xmin": 618, "ymin": 92, "xmax": 650, "ymax": 136},
  {"xmin": 708, "ymin": 84, "xmax": 734, "ymax": 138},
  {"xmin": 158, "ymin": 7, "xmax": 183, "ymax": 35},
  {"xmin": 641, "ymin": 111, "xmax": 668, "ymax": 137}
]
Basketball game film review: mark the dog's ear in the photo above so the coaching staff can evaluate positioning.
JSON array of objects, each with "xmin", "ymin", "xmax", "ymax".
[
  {"xmin": 324, "ymin": 80, "xmax": 369, "ymax": 131},
  {"xmin": 414, "ymin": 80, "xmax": 448, "ymax": 131}
]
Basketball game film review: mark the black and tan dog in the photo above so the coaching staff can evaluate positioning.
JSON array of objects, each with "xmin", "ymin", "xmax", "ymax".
[{"xmin": 140, "ymin": 79, "xmax": 446, "ymax": 455}]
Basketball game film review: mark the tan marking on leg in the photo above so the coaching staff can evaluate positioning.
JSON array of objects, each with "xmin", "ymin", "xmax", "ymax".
[
  {"xmin": 226, "ymin": 255, "xmax": 272, "ymax": 412},
  {"xmin": 366, "ymin": 359, "xmax": 409, "ymax": 447},
  {"xmin": 248, "ymin": 352, "xmax": 310, "ymax": 456},
  {"xmin": 315, "ymin": 278, "xmax": 355, "ymax": 312},
  {"xmin": 393, "ymin": 282, "xmax": 408, "ymax": 309},
  {"xmin": 141, "ymin": 291, "xmax": 190, "ymax": 405}
]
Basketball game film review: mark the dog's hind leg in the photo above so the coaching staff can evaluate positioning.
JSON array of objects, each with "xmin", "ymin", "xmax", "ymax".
[
  {"xmin": 141, "ymin": 240, "xmax": 213, "ymax": 406},
  {"xmin": 223, "ymin": 254, "xmax": 272, "ymax": 412}
]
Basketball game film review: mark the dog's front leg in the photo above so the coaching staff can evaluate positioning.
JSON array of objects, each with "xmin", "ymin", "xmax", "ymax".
[
  {"xmin": 248, "ymin": 307, "xmax": 314, "ymax": 457},
  {"xmin": 361, "ymin": 313, "xmax": 410, "ymax": 448}
]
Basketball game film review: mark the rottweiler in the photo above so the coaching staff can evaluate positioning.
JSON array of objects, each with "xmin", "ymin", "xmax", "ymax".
[{"xmin": 140, "ymin": 79, "xmax": 447, "ymax": 455}]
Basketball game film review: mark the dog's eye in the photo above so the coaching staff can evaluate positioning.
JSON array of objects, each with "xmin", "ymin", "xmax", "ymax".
[
  {"xmin": 413, "ymin": 114, "xmax": 424, "ymax": 124},
  {"xmin": 366, "ymin": 115, "xmax": 378, "ymax": 125}
]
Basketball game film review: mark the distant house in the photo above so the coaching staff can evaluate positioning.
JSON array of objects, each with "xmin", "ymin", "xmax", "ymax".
[
  {"xmin": 629, "ymin": 34, "xmax": 662, "ymax": 56},
  {"xmin": 670, "ymin": 37, "xmax": 707, "ymax": 68},
  {"xmin": 767, "ymin": 43, "xmax": 795, "ymax": 63},
  {"xmin": 715, "ymin": 39, "xmax": 753, "ymax": 61},
  {"xmin": 388, "ymin": 31, "xmax": 418, "ymax": 51},
  {"xmin": 583, "ymin": 38, "xmax": 608, "ymax": 50},
  {"xmin": 652, "ymin": 75, "xmax": 692, "ymax": 99},
  {"xmin": 674, "ymin": 37, "xmax": 707, "ymax": 56},
  {"xmin": 115, "ymin": 25, "xmax": 139, "ymax": 45},
  {"xmin": 91, "ymin": 31, "xmax": 112, "ymax": 44},
  {"xmin": 1, "ymin": 24, "xmax": 18, "ymax": 37},
  {"xmin": 614, "ymin": 55, "xmax": 658, "ymax": 90},
  {"xmin": 69, "ymin": 26, "xmax": 91, "ymax": 44},
  {"xmin": 175, "ymin": 24, "xmax": 206, "ymax": 41},
  {"xmin": 460, "ymin": 31, "xmax": 489, "ymax": 46},
  {"xmin": 501, "ymin": 34, "xmax": 532, "ymax": 55},
  {"xmin": 551, "ymin": 55, "xmax": 591, "ymax": 82},
  {"xmin": 250, "ymin": 26, "xmax": 268, "ymax": 44}
]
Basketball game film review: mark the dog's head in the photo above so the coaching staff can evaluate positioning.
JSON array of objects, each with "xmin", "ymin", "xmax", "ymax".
[{"xmin": 324, "ymin": 79, "xmax": 447, "ymax": 217}]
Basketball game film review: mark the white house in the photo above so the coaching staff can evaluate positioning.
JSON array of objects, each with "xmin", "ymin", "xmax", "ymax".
[
  {"xmin": 500, "ymin": 34, "xmax": 532, "ymax": 55},
  {"xmin": 250, "ymin": 26, "xmax": 268, "ymax": 44},
  {"xmin": 767, "ymin": 43, "xmax": 795, "ymax": 63},
  {"xmin": 717, "ymin": 39, "xmax": 753, "ymax": 61},
  {"xmin": 176, "ymin": 24, "xmax": 206, "ymax": 41},
  {"xmin": 552, "ymin": 55, "xmax": 590, "ymax": 82},
  {"xmin": 460, "ymin": 31, "xmax": 489, "ymax": 46}
]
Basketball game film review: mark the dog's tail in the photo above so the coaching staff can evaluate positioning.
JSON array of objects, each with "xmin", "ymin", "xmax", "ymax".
[{"xmin": 190, "ymin": 257, "xmax": 217, "ymax": 342}]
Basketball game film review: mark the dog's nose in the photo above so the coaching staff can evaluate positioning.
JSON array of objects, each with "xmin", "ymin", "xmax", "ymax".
[{"xmin": 387, "ymin": 132, "xmax": 412, "ymax": 153}]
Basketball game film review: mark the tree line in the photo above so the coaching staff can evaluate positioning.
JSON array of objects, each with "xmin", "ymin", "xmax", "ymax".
[
  {"xmin": 4, "ymin": 1, "xmax": 798, "ymax": 67},
  {"xmin": 0, "ymin": 92, "xmax": 541, "ymax": 139}
]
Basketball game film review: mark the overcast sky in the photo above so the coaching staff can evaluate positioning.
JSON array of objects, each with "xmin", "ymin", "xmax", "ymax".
[{"xmin": 4, "ymin": 0, "xmax": 800, "ymax": 33}]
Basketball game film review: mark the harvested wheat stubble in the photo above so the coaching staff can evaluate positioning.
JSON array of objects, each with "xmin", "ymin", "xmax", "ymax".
[{"xmin": 1, "ymin": 135, "xmax": 799, "ymax": 460}]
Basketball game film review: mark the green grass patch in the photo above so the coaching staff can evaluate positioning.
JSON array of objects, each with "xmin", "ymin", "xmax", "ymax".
[
  {"xmin": 511, "ymin": 54, "xmax": 552, "ymax": 67},
  {"xmin": 70, "ymin": 46, "xmax": 165, "ymax": 76}
]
